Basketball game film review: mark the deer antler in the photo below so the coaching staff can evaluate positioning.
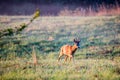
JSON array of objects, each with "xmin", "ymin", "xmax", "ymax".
[{"xmin": 74, "ymin": 38, "xmax": 81, "ymax": 42}]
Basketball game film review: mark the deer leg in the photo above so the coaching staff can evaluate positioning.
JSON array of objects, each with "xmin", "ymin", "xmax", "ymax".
[
  {"xmin": 72, "ymin": 55, "xmax": 75, "ymax": 63},
  {"xmin": 64, "ymin": 55, "xmax": 68, "ymax": 62},
  {"xmin": 68, "ymin": 55, "xmax": 73, "ymax": 62},
  {"xmin": 58, "ymin": 53, "xmax": 63, "ymax": 62}
]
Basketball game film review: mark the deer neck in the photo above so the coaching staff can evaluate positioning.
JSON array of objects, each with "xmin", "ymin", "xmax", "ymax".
[{"xmin": 72, "ymin": 44, "xmax": 78, "ymax": 52}]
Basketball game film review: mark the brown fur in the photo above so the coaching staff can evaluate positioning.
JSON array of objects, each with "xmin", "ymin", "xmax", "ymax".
[{"xmin": 58, "ymin": 44, "xmax": 79, "ymax": 62}]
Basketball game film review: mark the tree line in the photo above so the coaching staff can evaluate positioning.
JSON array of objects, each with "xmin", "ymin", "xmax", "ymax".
[{"xmin": 1, "ymin": 0, "xmax": 119, "ymax": 6}]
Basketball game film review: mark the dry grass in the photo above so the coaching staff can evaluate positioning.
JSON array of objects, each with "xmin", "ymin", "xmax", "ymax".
[
  {"xmin": 32, "ymin": 46, "xmax": 38, "ymax": 66},
  {"xmin": 58, "ymin": 5, "xmax": 120, "ymax": 16}
]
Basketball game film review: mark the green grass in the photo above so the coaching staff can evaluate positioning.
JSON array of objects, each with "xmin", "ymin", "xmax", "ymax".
[
  {"xmin": 0, "ymin": 16, "xmax": 120, "ymax": 80},
  {"xmin": 0, "ymin": 55, "xmax": 120, "ymax": 80}
]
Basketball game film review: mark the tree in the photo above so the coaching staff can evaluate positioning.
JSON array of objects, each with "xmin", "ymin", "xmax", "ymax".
[{"xmin": 0, "ymin": 9, "xmax": 40, "ymax": 38}]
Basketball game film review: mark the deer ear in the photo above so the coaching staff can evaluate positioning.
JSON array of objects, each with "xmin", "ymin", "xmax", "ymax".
[
  {"xmin": 73, "ymin": 39, "xmax": 76, "ymax": 42},
  {"xmin": 73, "ymin": 39, "xmax": 75, "ymax": 42}
]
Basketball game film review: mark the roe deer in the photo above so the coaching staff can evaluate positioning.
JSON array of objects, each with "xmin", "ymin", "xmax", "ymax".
[{"xmin": 58, "ymin": 39, "xmax": 81, "ymax": 62}]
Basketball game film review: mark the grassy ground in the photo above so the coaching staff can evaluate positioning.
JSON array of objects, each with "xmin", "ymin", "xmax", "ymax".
[
  {"xmin": 0, "ymin": 55, "xmax": 120, "ymax": 80},
  {"xmin": 0, "ymin": 16, "xmax": 120, "ymax": 80}
]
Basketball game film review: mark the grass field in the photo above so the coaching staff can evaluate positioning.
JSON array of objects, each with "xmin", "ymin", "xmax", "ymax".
[{"xmin": 0, "ymin": 16, "xmax": 120, "ymax": 80}]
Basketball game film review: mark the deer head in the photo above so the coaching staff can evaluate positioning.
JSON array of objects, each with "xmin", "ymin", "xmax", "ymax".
[{"xmin": 73, "ymin": 38, "xmax": 81, "ymax": 48}]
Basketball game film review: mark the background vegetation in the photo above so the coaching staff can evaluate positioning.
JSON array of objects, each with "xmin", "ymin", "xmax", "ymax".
[{"xmin": 0, "ymin": 0, "xmax": 120, "ymax": 16}]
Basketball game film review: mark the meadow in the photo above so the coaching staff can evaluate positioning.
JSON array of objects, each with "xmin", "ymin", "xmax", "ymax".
[{"xmin": 0, "ymin": 15, "xmax": 120, "ymax": 80}]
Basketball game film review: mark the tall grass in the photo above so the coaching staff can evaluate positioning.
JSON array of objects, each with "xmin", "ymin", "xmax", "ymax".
[
  {"xmin": 58, "ymin": 4, "xmax": 120, "ymax": 16},
  {"xmin": 32, "ymin": 46, "xmax": 38, "ymax": 67}
]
